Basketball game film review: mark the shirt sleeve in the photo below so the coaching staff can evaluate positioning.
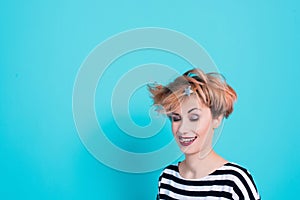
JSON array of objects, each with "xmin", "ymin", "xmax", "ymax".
[
  {"xmin": 156, "ymin": 171, "xmax": 164, "ymax": 200},
  {"xmin": 230, "ymin": 167, "xmax": 260, "ymax": 200}
]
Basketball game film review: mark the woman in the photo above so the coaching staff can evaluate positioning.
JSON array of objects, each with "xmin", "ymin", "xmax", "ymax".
[{"xmin": 149, "ymin": 68, "xmax": 260, "ymax": 200}]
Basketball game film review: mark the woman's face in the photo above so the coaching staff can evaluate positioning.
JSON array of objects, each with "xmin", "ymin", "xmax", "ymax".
[{"xmin": 169, "ymin": 95, "xmax": 222, "ymax": 156}]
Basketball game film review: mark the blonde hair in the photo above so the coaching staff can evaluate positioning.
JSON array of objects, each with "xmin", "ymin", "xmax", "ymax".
[{"xmin": 148, "ymin": 68, "xmax": 237, "ymax": 118}]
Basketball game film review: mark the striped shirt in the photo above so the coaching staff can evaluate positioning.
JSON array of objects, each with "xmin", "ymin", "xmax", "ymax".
[{"xmin": 157, "ymin": 162, "xmax": 260, "ymax": 200}]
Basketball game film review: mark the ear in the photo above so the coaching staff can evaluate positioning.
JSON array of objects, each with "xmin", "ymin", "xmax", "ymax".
[{"xmin": 212, "ymin": 115, "xmax": 224, "ymax": 129}]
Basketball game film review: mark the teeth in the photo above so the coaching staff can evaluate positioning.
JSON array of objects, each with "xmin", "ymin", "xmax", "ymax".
[{"xmin": 179, "ymin": 137, "xmax": 196, "ymax": 143}]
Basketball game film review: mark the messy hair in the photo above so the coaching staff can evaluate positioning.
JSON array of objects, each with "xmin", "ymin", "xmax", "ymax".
[{"xmin": 148, "ymin": 68, "xmax": 237, "ymax": 118}]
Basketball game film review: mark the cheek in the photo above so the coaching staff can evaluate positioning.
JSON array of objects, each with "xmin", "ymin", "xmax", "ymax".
[
  {"xmin": 171, "ymin": 122, "xmax": 179, "ymax": 135},
  {"xmin": 195, "ymin": 120, "xmax": 213, "ymax": 136}
]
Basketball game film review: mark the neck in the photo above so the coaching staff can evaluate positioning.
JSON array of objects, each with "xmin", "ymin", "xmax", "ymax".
[{"xmin": 181, "ymin": 150, "xmax": 227, "ymax": 178}]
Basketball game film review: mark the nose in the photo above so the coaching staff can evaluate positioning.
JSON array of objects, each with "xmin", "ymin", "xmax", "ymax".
[{"xmin": 178, "ymin": 119, "xmax": 190, "ymax": 135}]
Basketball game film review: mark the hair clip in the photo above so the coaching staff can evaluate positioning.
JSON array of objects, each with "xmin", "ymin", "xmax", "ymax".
[{"xmin": 184, "ymin": 86, "xmax": 193, "ymax": 96}]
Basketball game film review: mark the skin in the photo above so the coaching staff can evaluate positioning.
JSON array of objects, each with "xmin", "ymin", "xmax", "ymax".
[{"xmin": 169, "ymin": 94, "xmax": 227, "ymax": 179}]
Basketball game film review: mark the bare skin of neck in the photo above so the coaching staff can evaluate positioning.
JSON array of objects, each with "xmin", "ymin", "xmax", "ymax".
[{"xmin": 179, "ymin": 150, "xmax": 228, "ymax": 179}]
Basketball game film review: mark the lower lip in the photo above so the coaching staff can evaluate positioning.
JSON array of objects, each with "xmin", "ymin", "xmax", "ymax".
[{"xmin": 179, "ymin": 138, "xmax": 196, "ymax": 146}]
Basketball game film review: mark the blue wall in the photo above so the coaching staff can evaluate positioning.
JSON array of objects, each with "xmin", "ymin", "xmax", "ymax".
[{"xmin": 1, "ymin": 1, "xmax": 299, "ymax": 199}]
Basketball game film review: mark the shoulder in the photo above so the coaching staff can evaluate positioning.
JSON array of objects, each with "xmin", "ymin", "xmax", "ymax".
[
  {"xmin": 223, "ymin": 162, "xmax": 257, "ymax": 187},
  {"xmin": 222, "ymin": 162, "xmax": 260, "ymax": 200},
  {"xmin": 158, "ymin": 163, "xmax": 179, "ymax": 180},
  {"xmin": 163, "ymin": 163, "xmax": 179, "ymax": 172},
  {"xmin": 157, "ymin": 162, "xmax": 184, "ymax": 187}
]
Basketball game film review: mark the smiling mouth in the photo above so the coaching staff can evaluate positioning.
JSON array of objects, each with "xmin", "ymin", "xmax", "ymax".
[{"xmin": 178, "ymin": 136, "xmax": 197, "ymax": 146}]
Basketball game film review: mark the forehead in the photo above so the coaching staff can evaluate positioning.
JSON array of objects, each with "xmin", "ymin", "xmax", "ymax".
[{"xmin": 175, "ymin": 95, "xmax": 203, "ymax": 113}]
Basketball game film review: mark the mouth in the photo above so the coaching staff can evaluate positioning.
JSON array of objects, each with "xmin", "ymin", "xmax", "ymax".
[{"xmin": 178, "ymin": 136, "xmax": 197, "ymax": 146}]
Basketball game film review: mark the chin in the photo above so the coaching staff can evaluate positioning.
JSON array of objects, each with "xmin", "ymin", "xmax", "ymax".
[{"xmin": 180, "ymin": 147, "xmax": 200, "ymax": 155}]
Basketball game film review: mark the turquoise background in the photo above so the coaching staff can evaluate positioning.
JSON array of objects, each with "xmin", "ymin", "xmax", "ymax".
[{"xmin": 1, "ymin": 0, "xmax": 299, "ymax": 199}]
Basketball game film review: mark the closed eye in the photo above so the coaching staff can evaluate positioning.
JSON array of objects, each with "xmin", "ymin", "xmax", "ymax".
[
  {"xmin": 168, "ymin": 114, "xmax": 181, "ymax": 122},
  {"xmin": 190, "ymin": 114, "xmax": 199, "ymax": 121}
]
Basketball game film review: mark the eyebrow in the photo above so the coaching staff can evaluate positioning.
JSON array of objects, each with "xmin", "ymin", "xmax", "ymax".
[
  {"xmin": 170, "ymin": 108, "xmax": 201, "ymax": 116},
  {"xmin": 188, "ymin": 108, "xmax": 201, "ymax": 113}
]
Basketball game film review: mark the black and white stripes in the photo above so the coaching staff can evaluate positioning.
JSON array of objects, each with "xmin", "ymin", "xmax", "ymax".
[{"xmin": 157, "ymin": 162, "xmax": 260, "ymax": 200}]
